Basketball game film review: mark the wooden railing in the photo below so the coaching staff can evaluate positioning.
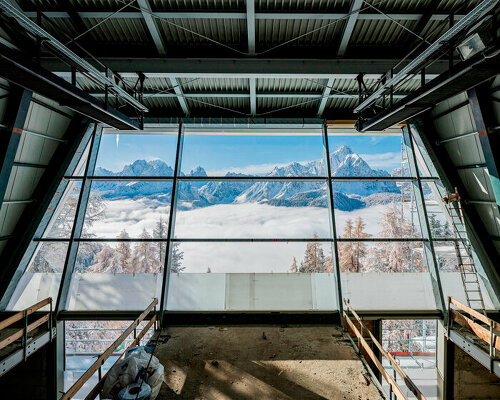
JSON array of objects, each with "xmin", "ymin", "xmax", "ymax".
[
  {"xmin": 61, "ymin": 298, "xmax": 158, "ymax": 400},
  {"xmin": 447, "ymin": 296, "xmax": 499, "ymax": 357},
  {"xmin": 0, "ymin": 297, "xmax": 53, "ymax": 354},
  {"xmin": 343, "ymin": 299, "xmax": 426, "ymax": 400}
]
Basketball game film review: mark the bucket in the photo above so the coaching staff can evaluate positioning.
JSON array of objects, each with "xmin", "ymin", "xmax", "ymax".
[{"xmin": 117, "ymin": 382, "xmax": 152, "ymax": 400}]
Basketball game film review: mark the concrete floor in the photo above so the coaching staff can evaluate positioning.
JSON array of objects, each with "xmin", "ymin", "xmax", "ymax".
[{"xmin": 149, "ymin": 326, "xmax": 385, "ymax": 400}]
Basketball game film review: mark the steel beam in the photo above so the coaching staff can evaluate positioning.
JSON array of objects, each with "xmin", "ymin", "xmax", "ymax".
[
  {"xmin": 246, "ymin": 0, "xmax": 256, "ymax": 54},
  {"xmin": 403, "ymin": 126, "xmax": 446, "ymax": 315},
  {"xmin": 160, "ymin": 122, "xmax": 184, "ymax": 324},
  {"xmin": 168, "ymin": 77, "xmax": 190, "ymax": 116},
  {"xmin": 0, "ymin": 87, "xmax": 32, "ymax": 207},
  {"xmin": 23, "ymin": 10, "xmax": 465, "ymax": 21},
  {"xmin": 137, "ymin": 0, "xmax": 167, "ymax": 56},
  {"xmin": 42, "ymin": 58, "xmax": 449, "ymax": 79},
  {"xmin": 467, "ymin": 86, "xmax": 500, "ymax": 211},
  {"xmin": 317, "ymin": 78, "xmax": 334, "ymax": 116},
  {"xmin": 249, "ymin": 78, "xmax": 256, "ymax": 115},
  {"xmin": 0, "ymin": 119, "xmax": 94, "ymax": 308},
  {"xmin": 91, "ymin": 91, "xmax": 408, "ymax": 100},
  {"xmin": 337, "ymin": 0, "xmax": 362, "ymax": 57},
  {"xmin": 55, "ymin": 125, "xmax": 102, "ymax": 314},
  {"xmin": 0, "ymin": 43, "xmax": 138, "ymax": 129}
]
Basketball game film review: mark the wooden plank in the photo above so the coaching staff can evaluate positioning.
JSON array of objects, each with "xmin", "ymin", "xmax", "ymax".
[
  {"xmin": 0, "ymin": 313, "xmax": 50, "ymax": 350},
  {"xmin": 451, "ymin": 309, "xmax": 500, "ymax": 352},
  {"xmin": 345, "ymin": 301, "xmax": 427, "ymax": 400},
  {"xmin": 449, "ymin": 297, "xmax": 500, "ymax": 331},
  {"xmin": 62, "ymin": 299, "xmax": 158, "ymax": 400},
  {"xmin": 0, "ymin": 298, "xmax": 51, "ymax": 331},
  {"xmin": 344, "ymin": 313, "xmax": 408, "ymax": 400},
  {"xmin": 84, "ymin": 314, "xmax": 157, "ymax": 400}
]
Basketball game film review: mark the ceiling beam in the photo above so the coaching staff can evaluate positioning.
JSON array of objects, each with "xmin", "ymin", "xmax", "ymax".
[
  {"xmin": 23, "ymin": 10, "xmax": 465, "ymax": 21},
  {"xmin": 42, "ymin": 58, "xmax": 449, "ymax": 78},
  {"xmin": 168, "ymin": 77, "xmax": 190, "ymax": 116},
  {"xmin": 137, "ymin": 0, "xmax": 166, "ymax": 56},
  {"xmin": 91, "ymin": 91, "xmax": 408, "ymax": 99},
  {"xmin": 337, "ymin": 0, "xmax": 363, "ymax": 57},
  {"xmin": 249, "ymin": 78, "xmax": 256, "ymax": 115},
  {"xmin": 317, "ymin": 78, "xmax": 334, "ymax": 116},
  {"xmin": 246, "ymin": 0, "xmax": 256, "ymax": 54},
  {"xmin": 408, "ymin": 0, "xmax": 440, "ymax": 47}
]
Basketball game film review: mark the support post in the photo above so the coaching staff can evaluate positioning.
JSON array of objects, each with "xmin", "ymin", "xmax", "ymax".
[
  {"xmin": 0, "ymin": 88, "xmax": 32, "ymax": 207},
  {"xmin": 159, "ymin": 121, "xmax": 184, "ymax": 325},
  {"xmin": 402, "ymin": 125, "xmax": 446, "ymax": 314},
  {"xmin": 55, "ymin": 124, "xmax": 102, "ymax": 314},
  {"xmin": 322, "ymin": 122, "xmax": 343, "ymax": 320}
]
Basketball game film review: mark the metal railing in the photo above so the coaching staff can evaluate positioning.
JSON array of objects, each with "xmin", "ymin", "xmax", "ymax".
[
  {"xmin": 0, "ymin": 297, "xmax": 53, "ymax": 361},
  {"xmin": 447, "ymin": 296, "xmax": 499, "ymax": 371},
  {"xmin": 61, "ymin": 298, "xmax": 158, "ymax": 400},
  {"xmin": 344, "ymin": 299, "xmax": 427, "ymax": 400}
]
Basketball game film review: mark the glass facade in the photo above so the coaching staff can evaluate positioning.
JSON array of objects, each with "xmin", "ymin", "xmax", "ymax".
[{"xmin": 4, "ymin": 124, "xmax": 487, "ymax": 312}]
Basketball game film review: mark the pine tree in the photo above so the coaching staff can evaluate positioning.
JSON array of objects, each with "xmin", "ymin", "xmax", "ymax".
[
  {"xmin": 116, "ymin": 229, "xmax": 133, "ymax": 272},
  {"xmin": 133, "ymin": 229, "xmax": 155, "ymax": 272},
  {"xmin": 206, "ymin": 267, "xmax": 212, "ymax": 273},
  {"xmin": 153, "ymin": 217, "xmax": 168, "ymax": 264},
  {"xmin": 170, "ymin": 243, "xmax": 185, "ymax": 273},
  {"xmin": 301, "ymin": 233, "xmax": 327, "ymax": 272},
  {"xmin": 339, "ymin": 218, "xmax": 355, "ymax": 272},
  {"xmin": 289, "ymin": 257, "xmax": 299, "ymax": 273},
  {"xmin": 352, "ymin": 217, "xmax": 369, "ymax": 272},
  {"xmin": 88, "ymin": 245, "xmax": 118, "ymax": 272}
]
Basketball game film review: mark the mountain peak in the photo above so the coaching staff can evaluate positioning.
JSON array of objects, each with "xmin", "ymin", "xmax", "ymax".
[{"xmin": 189, "ymin": 166, "xmax": 207, "ymax": 177}]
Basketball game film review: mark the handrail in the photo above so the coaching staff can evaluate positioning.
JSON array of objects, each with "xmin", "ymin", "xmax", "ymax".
[
  {"xmin": 61, "ymin": 298, "xmax": 158, "ymax": 400},
  {"xmin": 447, "ymin": 296, "xmax": 499, "ymax": 355},
  {"xmin": 84, "ymin": 314, "xmax": 158, "ymax": 400},
  {"xmin": 344, "ymin": 299, "xmax": 427, "ymax": 400},
  {"xmin": 0, "ymin": 297, "xmax": 52, "ymax": 351}
]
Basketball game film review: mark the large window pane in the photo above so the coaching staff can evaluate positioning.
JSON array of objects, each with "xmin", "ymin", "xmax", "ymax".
[
  {"xmin": 94, "ymin": 133, "xmax": 177, "ymax": 177},
  {"xmin": 332, "ymin": 182, "xmax": 421, "ymax": 238},
  {"xmin": 180, "ymin": 133, "xmax": 327, "ymax": 177},
  {"xmin": 328, "ymin": 134, "xmax": 403, "ymax": 177},
  {"xmin": 42, "ymin": 181, "xmax": 81, "ymax": 238},
  {"xmin": 175, "ymin": 181, "xmax": 331, "ymax": 238},
  {"xmin": 67, "ymin": 242, "xmax": 163, "ymax": 311},
  {"xmin": 82, "ymin": 181, "xmax": 172, "ymax": 238},
  {"xmin": 6, "ymin": 241, "xmax": 68, "ymax": 310}
]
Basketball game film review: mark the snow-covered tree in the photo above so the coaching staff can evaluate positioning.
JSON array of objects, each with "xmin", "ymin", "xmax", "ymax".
[
  {"xmin": 116, "ymin": 230, "xmax": 133, "ymax": 272},
  {"xmin": 339, "ymin": 217, "xmax": 369, "ymax": 272},
  {"xmin": 289, "ymin": 257, "xmax": 299, "ymax": 273},
  {"xmin": 152, "ymin": 216, "xmax": 168, "ymax": 266},
  {"xmin": 364, "ymin": 203, "xmax": 422, "ymax": 272},
  {"xmin": 170, "ymin": 243, "xmax": 185, "ymax": 273},
  {"xmin": 206, "ymin": 267, "xmax": 212, "ymax": 273},
  {"xmin": 301, "ymin": 233, "xmax": 327, "ymax": 273},
  {"xmin": 132, "ymin": 229, "xmax": 156, "ymax": 273}
]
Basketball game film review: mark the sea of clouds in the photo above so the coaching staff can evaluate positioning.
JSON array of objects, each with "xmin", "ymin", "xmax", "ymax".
[{"xmin": 87, "ymin": 200, "xmax": 390, "ymax": 273}]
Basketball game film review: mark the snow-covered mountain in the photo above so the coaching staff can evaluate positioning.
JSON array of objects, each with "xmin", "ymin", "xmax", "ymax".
[{"xmin": 92, "ymin": 145, "xmax": 399, "ymax": 211}]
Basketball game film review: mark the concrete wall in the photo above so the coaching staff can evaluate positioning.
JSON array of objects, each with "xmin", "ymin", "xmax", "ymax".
[{"xmin": 452, "ymin": 345, "xmax": 500, "ymax": 399}]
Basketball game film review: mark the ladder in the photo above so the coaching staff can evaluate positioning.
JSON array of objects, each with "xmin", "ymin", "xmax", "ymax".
[{"xmin": 443, "ymin": 192, "xmax": 486, "ymax": 314}]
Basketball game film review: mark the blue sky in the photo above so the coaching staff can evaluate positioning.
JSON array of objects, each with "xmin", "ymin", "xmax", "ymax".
[{"xmin": 96, "ymin": 134, "xmax": 402, "ymax": 174}]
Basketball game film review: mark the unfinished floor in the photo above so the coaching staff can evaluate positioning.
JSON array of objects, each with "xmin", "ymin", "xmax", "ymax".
[{"xmin": 149, "ymin": 325, "xmax": 384, "ymax": 400}]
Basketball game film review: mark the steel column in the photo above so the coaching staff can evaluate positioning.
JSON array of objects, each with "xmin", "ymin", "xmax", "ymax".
[
  {"xmin": 467, "ymin": 86, "xmax": 500, "ymax": 211},
  {"xmin": 55, "ymin": 124, "xmax": 102, "ymax": 314},
  {"xmin": 168, "ymin": 77, "xmax": 190, "ymax": 117},
  {"xmin": 317, "ymin": 78, "xmax": 334, "ymax": 117},
  {"xmin": 0, "ymin": 119, "xmax": 94, "ymax": 308},
  {"xmin": 159, "ymin": 121, "xmax": 184, "ymax": 325},
  {"xmin": 403, "ymin": 125, "xmax": 446, "ymax": 314},
  {"xmin": 322, "ymin": 123, "xmax": 343, "ymax": 318},
  {"xmin": 0, "ymin": 88, "xmax": 32, "ymax": 206},
  {"xmin": 249, "ymin": 78, "xmax": 257, "ymax": 115}
]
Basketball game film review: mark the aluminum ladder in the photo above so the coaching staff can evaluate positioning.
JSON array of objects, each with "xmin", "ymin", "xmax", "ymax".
[{"xmin": 444, "ymin": 192, "xmax": 486, "ymax": 315}]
